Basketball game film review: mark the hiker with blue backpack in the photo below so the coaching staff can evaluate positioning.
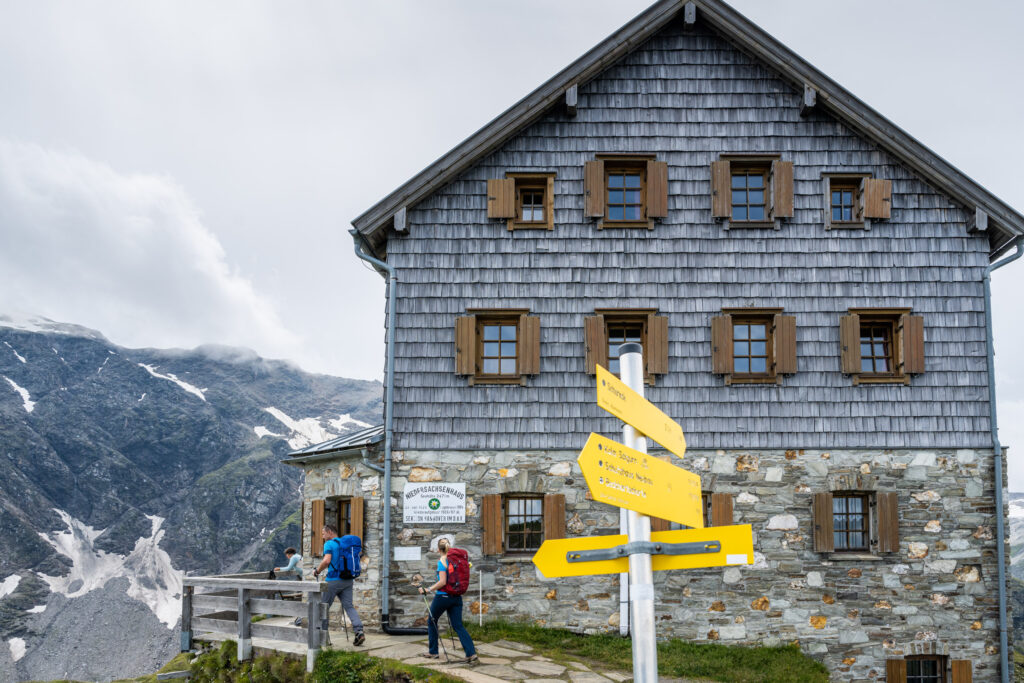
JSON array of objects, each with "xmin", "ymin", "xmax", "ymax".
[
  {"xmin": 312, "ymin": 523, "xmax": 365, "ymax": 646},
  {"xmin": 418, "ymin": 538, "xmax": 478, "ymax": 663}
]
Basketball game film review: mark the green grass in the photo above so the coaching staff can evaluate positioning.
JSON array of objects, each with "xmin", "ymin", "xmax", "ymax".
[
  {"xmin": 311, "ymin": 650, "xmax": 462, "ymax": 683},
  {"xmin": 466, "ymin": 620, "xmax": 829, "ymax": 683}
]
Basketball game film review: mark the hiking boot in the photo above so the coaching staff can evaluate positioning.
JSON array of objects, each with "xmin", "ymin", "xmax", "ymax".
[
  {"xmin": 353, "ymin": 632, "xmax": 366, "ymax": 646},
  {"xmin": 465, "ymin": 654, "xmax": 479, "ymax": 665}
]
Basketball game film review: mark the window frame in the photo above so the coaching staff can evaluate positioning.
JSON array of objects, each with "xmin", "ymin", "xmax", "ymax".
[
  {"xmin": 729, "ymin": 164, "xmax": 770, "ymax": 225},
  {"xmin": 474, "ymin": 313, "xmax": 522, "ymax": 384},
  {"xmin": 503, "ymin": 494, "xmax": 544, "ymax": 554},
  {"xmin": 905, "ymin": 655, "xmax": 948, "ymax": 683},
  {"xmin": 721, "ymin": 307, "xmax": 783, "ymax": 385},
  {"xmin": 823, "ymin": 173, "xmax": 871, "ymax": 230},
  {"xmin": 597, "ymin": 154, "xmax": 653, "ymax": 229},
  {"xmin": 831, "ymin": 493, "xmax": 870, "ymax": 553},
  {"xmin": 846, "ymin": 308, "xmax": 912, "ymax": 385},
  {"xmin": 716, "ymin": 154, "xmax": 783, "ymax": 229},
  {"xmin": 507, "ymin": 172, "xmax": 555, "ymax": 231},
  {"xmin": 595, "ymin": 308, "xmax": 655, "ymax": 383}
]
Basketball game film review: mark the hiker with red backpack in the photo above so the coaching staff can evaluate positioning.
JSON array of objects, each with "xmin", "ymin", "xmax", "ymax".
[{"xmin": 418, "ymin": 538, "xmax": 477, "ymax": 663}]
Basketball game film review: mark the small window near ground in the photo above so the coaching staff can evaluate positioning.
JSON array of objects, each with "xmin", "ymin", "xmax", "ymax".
[
  {"xmin": 505, "ymin": 496, "xmax": 543, "ymax": 552},
  {"xmin": 832, "ymin": 494, "xmax": 868, "ymax": 552},
  {"xmin": 906, "ymin": 655, "xmax": 947, "ymax": 683}
]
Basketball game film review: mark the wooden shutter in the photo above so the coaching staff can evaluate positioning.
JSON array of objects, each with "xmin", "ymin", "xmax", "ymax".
[
  {"xmin": 710, "ymin": 493, "xmax": 733, "ymax": 527},
  {"xmin": 300, "ymin": 500, "xmax": 306, "ymax": 557},
  {"xmin": 311, "ymin": 499, "xmax": 325, "ymax": 557},
  {"xmin": 650, "ymin": 517, "xmax": 671, "ymax": 532},
  {"xmin": 487, "ymin": 178, "xmax": 515, "ymax": 219},
  {"xmin": 770, "ymin": 160, "xmax": 794, "ymax": 219},
  {"xmin": 862, "ymin": 178, "xmax": 892, "ymax": 220},
  {"xmin": 839, "ymin": 314, "xmax": 861, "ymax": 374},
  {"xmin": 885, "ymin": 659, "xmax": 907, "ymax": 683},
  {"xmin": 876, "ymin": 492, "xmax": 899, "ymax": 553},
  {"xmin": 812, "ymin": 492, "xmax": 834, "ymax": 553},
  {"xmin": 481, "ymin": 494, "xmax": 503, "ymax": 555},
  {"xmin": 711, "ymin": 314, "xmax": 733, "ymax": 374},
  {"xmin": 901, "ymin": 314, "xmax": 925, "ymax": 374},
  {"xmin": 455, "ymin": 315, "xmax": 476, "ymax": 375},
  {"xmin": 773, "ymin": 314, "xmax": 797, "ymax": 375},
  {"xmin": 584, "ymin": 315, "xmax": 608, "ymax": 374},
  {"xmin": 349, "ymin": 497, "xmax": 365, "ymax": 541},
  {"xmin": 646, "ymin": 160, "xmax": 668, "ymax": 218},
  {"xmin": 519, "ymin": 314, "xmax": 541, "ymax": 375},
  {"xmin": 951, "ymin": 660, "xmax": 972, "ymax": 683},
  {"xmin": 546, "ymin": 175, "xmax": 555, "ymax": 230},
  {"xmin": 646, "ymin": 313, "xmax": 669, "ymax": 376},
  {"xmin": 543, "ymin": 494, "xmax": 566, "ymax": 540},
  {"xmin": 584, "ymin": 160, "xmax": 605, "ymax": 218},
  {"xmin": 710, "ymin": 160, "xmax": 731, "ymax": 218}
]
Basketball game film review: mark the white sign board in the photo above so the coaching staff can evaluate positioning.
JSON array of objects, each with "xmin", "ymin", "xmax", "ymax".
[
  {"xmin": 403, "ymin": 483, "xmax": 466, "ymax": 524},
  {"xmin": 394, "ymin": 546, "xmax": 422, "ymax": 562}
]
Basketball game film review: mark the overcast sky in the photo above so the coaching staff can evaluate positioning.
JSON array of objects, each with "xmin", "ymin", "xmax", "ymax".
[{"xmin": 1, "ymin": 1, "xmax": 1023, "ymax": 484}]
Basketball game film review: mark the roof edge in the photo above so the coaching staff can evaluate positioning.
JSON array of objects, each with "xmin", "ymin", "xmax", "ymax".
[{"xmin": 351, "ymin": 0, "xmax": 1024, "ymax": 256}]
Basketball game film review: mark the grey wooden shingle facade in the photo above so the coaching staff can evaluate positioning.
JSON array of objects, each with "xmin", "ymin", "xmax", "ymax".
[{"xmin": 387, "ymin": 21, "xmax": 991, "ymax": 452}]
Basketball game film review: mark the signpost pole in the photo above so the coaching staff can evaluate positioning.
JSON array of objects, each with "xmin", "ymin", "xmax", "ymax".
[{"xmin": 618, "ymin": 343, "xmax": 658, "ymax": 682}]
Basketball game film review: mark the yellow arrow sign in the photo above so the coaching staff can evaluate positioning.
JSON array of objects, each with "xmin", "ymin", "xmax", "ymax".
[
  {"xmin": 533, "ymin": 525, "xmax": 754, "ymax": 579},
  {"xmin": 596, "ymin": 365, "xmax": 686, "ymax": 459},
  {"xmin": 578, "ymin": 433, "xmax": 703, "ymax": 528}
]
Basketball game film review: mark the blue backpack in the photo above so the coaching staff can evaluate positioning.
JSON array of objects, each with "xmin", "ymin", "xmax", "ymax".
[{"xmin": 329, "ymin": 535, "xmax": 362, "ymax": 579}]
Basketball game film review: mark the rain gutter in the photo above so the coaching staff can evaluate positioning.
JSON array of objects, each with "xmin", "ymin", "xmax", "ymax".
[{"xmin": 351, "ymin": 229, "xmax": 427, "ymax": 636}]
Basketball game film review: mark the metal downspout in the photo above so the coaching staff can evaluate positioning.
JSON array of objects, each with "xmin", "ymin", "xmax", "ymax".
[
  {"xmin": 983, "ymin": 235, "xmax": 1021, "ymax": 683},
  {"xmin": 361, "ymin": 447, "xmax": 385, "ymax": 475},
  {"xmin": 351, "ymin": 229, "xmax": 428, "ymax": 636}
]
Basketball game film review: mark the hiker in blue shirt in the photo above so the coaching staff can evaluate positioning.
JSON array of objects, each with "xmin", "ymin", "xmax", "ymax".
[
  {"xmin": 274, "ymin": 547, "xmax": 303, "ymax": 579},
  {"xmin": 418, "ymin": 538, "xmax": 477, "ymax": 663},
  {"xmin": 313, "ymin": 524, "xmax": 365, "ymax": 646}
]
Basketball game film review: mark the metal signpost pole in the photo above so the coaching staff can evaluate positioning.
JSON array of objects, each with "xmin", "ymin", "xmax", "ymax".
[{"xmin": 618, "ymin": 343, "xmax": 658, "ymax": 682}]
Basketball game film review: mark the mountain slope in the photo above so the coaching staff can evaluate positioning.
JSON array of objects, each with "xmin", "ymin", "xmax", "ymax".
[{"xmin": 0, "ymin": 315, "xmax": 381, "ymax": 681}]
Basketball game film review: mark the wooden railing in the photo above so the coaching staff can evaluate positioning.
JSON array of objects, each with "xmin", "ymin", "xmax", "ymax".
[{"xmin": 181, "ymin": 571, "xmax": 328, "ymax": 673}]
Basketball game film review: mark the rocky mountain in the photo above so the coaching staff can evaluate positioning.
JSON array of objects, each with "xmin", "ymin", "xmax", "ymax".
[
  {"xmin": 0, "ymin": 315, "xmax": 382, "ymax": 681},
  {"xmin": 1008, "ymin": 492, "xmax": 1024, "ymax": 649}
]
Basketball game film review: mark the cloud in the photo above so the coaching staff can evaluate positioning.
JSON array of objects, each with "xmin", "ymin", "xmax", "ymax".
[{"xmin": 0, "ymin": 140, "xmax": 299, "ymax": 358}]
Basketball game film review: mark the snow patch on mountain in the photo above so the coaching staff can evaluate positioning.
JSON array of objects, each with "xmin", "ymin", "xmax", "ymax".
[
  {"xmin": 3, "ymin": 341, "xmax": 26, "ymax": 363},
  {"xmin": 3, "ymin": 376, "xmax": 35, "ymax": 412},
  {"xmin": 36, "ymin": 510, "xmax": 182, "ymax": 628},
  {"xmin": 264, "ymin": 407, "xmax": 332, "ymax": 449},
  {"xmin": 254, "ymin": 426, "xmax": 284, "ymax": 439},
  {"xmin": 137, "ymin": 364, "xmax": 206, "ymax": 402},
  {"xmin": 0, "ymin": 574, "xmax": 20, "ymax": 599},
  {"xmin": 26, "ymin": 605, "xmax": 46, "ymax": 614},
  {"xmin": 8, "ymin": 637, "xmax": 26, "ymax": 662},
  {"xmin": 330, "ymin": 413, "xmax": 372, "ymax": 431},
  {"xmin": 0, "ymin": 314, "xmax": 107, "ymax": 341}
]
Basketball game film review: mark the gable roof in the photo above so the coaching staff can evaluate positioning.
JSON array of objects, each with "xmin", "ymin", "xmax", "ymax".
[
  {"xmin": 286, "ymin": 424, "xmax": 383, "ymax": 459},
  {"xmin": 351, "ymin": 0, "xmax": 1023, "ymax": 259}
]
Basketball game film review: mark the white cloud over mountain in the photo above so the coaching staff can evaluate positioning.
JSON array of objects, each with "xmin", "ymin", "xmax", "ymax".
[{"xmin": 0, "ymin": 140, "xmax": 298, "ymax": 361}]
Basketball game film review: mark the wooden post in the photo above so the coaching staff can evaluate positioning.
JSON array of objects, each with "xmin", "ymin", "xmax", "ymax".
[
  {"xmin": 180, "ymin": 585, "xmax": 193, "ymax": 652},
  {"xmin": 306, "ymin": 588, "xmax": 323, "ymax": 673},
  {"xmin": 237, "ymin": 587, "xmax": 252, "ymax": 662}
]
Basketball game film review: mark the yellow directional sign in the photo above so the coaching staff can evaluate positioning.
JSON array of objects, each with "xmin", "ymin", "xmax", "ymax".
[
  {"xmin": 532, "ymin": 525, "xmax": 754, "ymax": 579},
  {"xmin": 595, "ymin": 365, "xmax": 686, "ymax": 458},
  {"xmin": 578, "ymin": 433, "xmax": 703, "ymax": 528}
]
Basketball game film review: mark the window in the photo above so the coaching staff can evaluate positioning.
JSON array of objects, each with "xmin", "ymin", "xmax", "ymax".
[
  {"xmin": 454, "ymin": 310, "xmax": 540, "ymax": 384},
  {"xmin": 832, "ymin": 494, "xmax": 868, "ymax": 552},
  {"xmin": 481, "ymin": 493, "xmax": 565, "ymax": 556},
  {"xmin": 710, "ymin": 309, "xmax": 796, "ymax": 384},
  {"xmin": 486, "ymin": 174, "xmax": 555, "ymax": 230},
  {"xmin": 505, "ymin": 496, "xmax": 543, "ymax": 552},
  {"xmin": 840, "ymin": 309, "xmax": 924, "ymax": 384},
  {"xmin": 336, "ymin": 498, "xmax": 352, "ymax": 536},
  {"xmin": 906, "ymin": 656, "xmax": 946, "ymax": 683},
  {"xmin": 731, "ymin": 166, "xmax": 768, "ymax": 222},
  {"xmin": 583, "ymin": 309, "xmax": 669, "ymax": 383},
  {"xmin": 813, "ymin": 491, "xmax": 899, "ymax": 554},
  {"xmin": 710, "ymin": 156, "xmax": 793, "ymax": 227},
  {"xmin": 823, "ymin": 175, "xmax": 892, "ymax": 229},
  {"xmin": 584, "ymin": 156, "xmax": 667, "ymax": 229},
  {"xmin": 309, "ymin": 496, "xmax": 365, "ymax": 556},
  {"xmin": 656, "ymin": 492, "xmax": 729, "ymax": 532}
]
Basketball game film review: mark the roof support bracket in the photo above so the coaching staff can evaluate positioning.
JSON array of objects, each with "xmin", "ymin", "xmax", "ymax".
[
  {"xmin": 565, "ymin": 84, "xmax": 578, "ymax": 117},
  {"xmin": 393, "ymin": 206, "xmax": 408, "ymax": 235},
  {"xmin": 684, "ymin": 2, "xmax": 697, "ymax": 25},
  {"xmin": 800, "ymin": 84, "xmax": 817, "ymax": 117},
  {"xmin": 969, "ymin": 207, "xmax": 989, "ymax": 233}
]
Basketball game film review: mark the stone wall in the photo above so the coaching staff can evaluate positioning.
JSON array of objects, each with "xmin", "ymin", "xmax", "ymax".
[{"xmin": 381, "ymin": 447, "xmax": 1006, "ymax": 682}]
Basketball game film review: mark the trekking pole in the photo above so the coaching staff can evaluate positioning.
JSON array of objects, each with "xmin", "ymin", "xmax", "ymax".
[{"xmin": 420, "ymin": 591, "xmax": 450, "ymax": 662}]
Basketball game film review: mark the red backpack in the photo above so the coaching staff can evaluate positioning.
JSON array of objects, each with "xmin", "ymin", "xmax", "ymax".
[{"xmin": 443, "ymin": 548, "xmax": 471, "ymax": 596}]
